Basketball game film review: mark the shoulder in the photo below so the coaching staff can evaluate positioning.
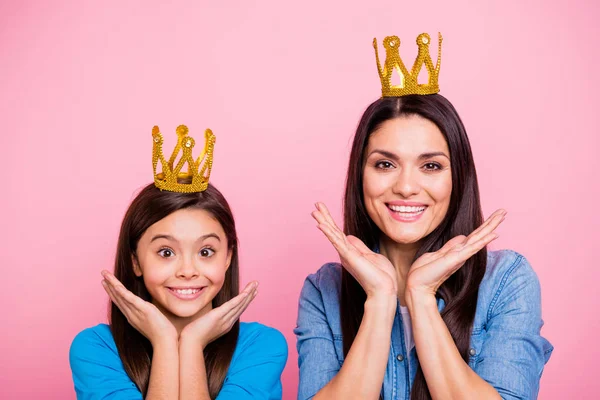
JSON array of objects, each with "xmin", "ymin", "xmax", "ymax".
[
  {"xmin": 481, "ymin": 249, "xmax": 540, "ymax": 294},
  {"xmin": 476, "ymin": 250, "xmax": 543, "ymax": 324},
  {"xmin": 69, "ymin": 324, "xmax": 124, "ymax": 377},
  {"xmin": 301, "ymin": 262, "xmax": 342, "ymax": 296},
  {"xmin": 70, "ymin": 323, "xmax": 118, "ymax": 362},
  {"xmin": 237, "ymin": 322, "xmax": 288, "ymax": 356},
  {"xmin": 228, "ymin": 322, "xmax": 288, "ymax": 375}
]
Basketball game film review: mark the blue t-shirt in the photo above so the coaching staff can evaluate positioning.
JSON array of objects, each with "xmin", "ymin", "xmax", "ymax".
[{"xmin": 70, "ymin": 322, "xmax": 287, "ymax": 400}]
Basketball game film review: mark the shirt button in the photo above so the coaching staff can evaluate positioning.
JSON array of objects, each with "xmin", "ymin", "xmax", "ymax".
[
  {"xmin": 396, "ymin": 354, "xmax": 404, "ymax": 361},
  {"xmin": 469, "ymin": 348, "xmax": 476, "ymax": 356}
]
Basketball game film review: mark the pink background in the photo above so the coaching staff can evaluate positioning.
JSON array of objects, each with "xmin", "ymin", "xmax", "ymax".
[{"xmin": 1, "ymin": 0, "xmax": 598, "ymax": 398}]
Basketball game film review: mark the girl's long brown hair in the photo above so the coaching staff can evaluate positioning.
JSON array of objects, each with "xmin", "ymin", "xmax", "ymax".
[
  {"xmin": 342, "ymin": 94, "xmax": 486, "ymax": 399},
  {"xmin": 110, "ymin": 183, "xmax": 239, "ymax": 398}
]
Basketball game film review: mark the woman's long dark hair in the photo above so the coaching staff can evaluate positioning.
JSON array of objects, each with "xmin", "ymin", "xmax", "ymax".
[
  {"xmin": 342, "ymin": 94, "xmax": 486, "ymax": 399},
  {"xmin": 110, "ymin": 182, "xmax": 239, "ymax": 398}
]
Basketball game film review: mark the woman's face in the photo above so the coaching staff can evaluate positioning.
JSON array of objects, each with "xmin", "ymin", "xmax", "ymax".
[
  {"xmin": 363, "ymin": 115, "xmax": 452, "ymax": 246},
  {"xmin": 133, "ymin": 208, "xmax": 232, "ymax": 320}
]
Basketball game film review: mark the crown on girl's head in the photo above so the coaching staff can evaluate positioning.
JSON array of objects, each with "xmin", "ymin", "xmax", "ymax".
[
  {"xmin": 373, "ymin": 32, "xmax": 443, "ymax": 97},
  {"xmin": 152, "ymin": 125, "xmax": 216, "ymax": 193}
]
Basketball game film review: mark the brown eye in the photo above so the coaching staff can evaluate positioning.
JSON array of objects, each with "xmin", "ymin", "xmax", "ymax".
[
  {"xmin": 158, "ymin": 248, "xmax": 174, "ymax": 258},
  {"xmin": 200, "ymin": 248, "xmax": 215, "ymax": 258},
  {"xmin": 423, "ymin": 162, "xmax": 442, "ymax": 170},
  {"xmin": 375, "ymin": 161, "xmax": 394, "ymax": 169}
]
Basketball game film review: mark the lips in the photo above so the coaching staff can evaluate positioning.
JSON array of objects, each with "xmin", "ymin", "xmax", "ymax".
[
  {"xmin": 386, "ymin": 203, "xmax": 428, "ymax": 222},
  {"xmin": 166, "ymin": 286, "xmax": 206, "ymax": 300}
]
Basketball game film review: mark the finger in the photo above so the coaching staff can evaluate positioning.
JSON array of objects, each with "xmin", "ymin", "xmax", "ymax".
[
  {"xmin": 436, "ymin": 235, "xmax": 468, "ymax": 255},
  {"xmin": 225, "ymin": 287, "xmax": 257, "ymax": 322},
  {"xmin": 467, "ymin": 209, "xmax": 506, "ymax": 241},
  {"xmin": 465, "ymin": 212, "xmax": 505, "ymax": 246},
  {"xmin": 424, "ymin": 233, "xmax": 498, "ymax": 285},
  {"xmin": 316, "ymin": 222, "xmax": 353, "ymax": 256},
  {"xmin": 316, "ymin": 203, "xmax": 344, "ymax": 235},
  {"xmin": 216, "ymin": 282, "xmax": 257, "ymax": 316},
  {"xmin": 102, "ymin": 280, "xmax": 133, "ymax": 316},
  {"xmin": 312, "ymin": 209, "xmax": 345, "ymax": 245},
  {"xmin": 458, "ymin": 232, "xmax": 499, "ymax": 257},
  {"xmin": 102, "ymin": 272, "xmax": 146, "ymax": 310}
]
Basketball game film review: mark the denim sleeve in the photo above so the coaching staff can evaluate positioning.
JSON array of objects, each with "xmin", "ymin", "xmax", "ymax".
[
  {"xmin": 216, "ymin": 326, "xmax": 288, "ymax": 400},
  {"xmin": 294, "ymin": 272, "xmax": 341, "ymax": 400},
  {"xmin": 474, "ymin": 255, "xmax": 553, "ymax": 400},
  {"xmin": 69, "ymin": 328, "xmax": 143, "ymax": 400}
]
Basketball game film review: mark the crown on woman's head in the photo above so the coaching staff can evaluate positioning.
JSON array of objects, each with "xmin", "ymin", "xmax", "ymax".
[
  {"xmin": 373, "ymin": 32, "xmax": 443, "ymax": 97},
  {"xmin": 152, "ymin": 125, "xmax": 215, "ymax": 193}
]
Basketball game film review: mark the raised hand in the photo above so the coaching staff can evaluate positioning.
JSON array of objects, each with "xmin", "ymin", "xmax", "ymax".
[
  {"xmin": 180, "ymin": 281, "xmax": 258, "ymax": 349},
  {"xmin": 101, "ymin": 270, "xmax": 178, "ymax": 346},
  {"xmin": 406, "ymin": 209, "xmax": 506, "ymax": 299},
  {"xmin": 312, "ymin": 202, "xmax": 398, "ymax": 299}
]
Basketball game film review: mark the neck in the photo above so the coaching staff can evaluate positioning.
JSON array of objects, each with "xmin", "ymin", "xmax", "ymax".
[{"xmin": 379, "ymin": 236, "xmax": 421, "ymax": 306}]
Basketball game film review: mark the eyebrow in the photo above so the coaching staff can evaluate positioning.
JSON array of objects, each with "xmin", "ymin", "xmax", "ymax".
[
  {"xmin": 150, "ymin": 233, "xmax": 221, "ymax": 243},
  {"xmin": 367, "ymin": 149, "xmax": 450, "ymax": 161}
]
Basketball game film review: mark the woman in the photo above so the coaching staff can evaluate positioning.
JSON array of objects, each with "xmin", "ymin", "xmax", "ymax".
[
  {"xmin": 295, "ymin": 41, "xmax": 553, "ymax": 398},
  {"xmin": 70, "ymin": 126, "xmax": 287, "ymax": 399}
]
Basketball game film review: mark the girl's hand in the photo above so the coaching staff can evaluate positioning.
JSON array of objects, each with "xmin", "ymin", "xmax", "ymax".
[
  {"xmin": 180, "ymin": 281, "xmax": 258, "ymax": 349},
  {"xmin": 312, "ymin": 202, "xmax": 398, "ymax": 299},
  {"xmin": 101, "ymin": 271, "xmax": 178, "ymax": 346},
  {"xmin": 406, "ymin": 209, "xmax": 506, "ymax": 300}
]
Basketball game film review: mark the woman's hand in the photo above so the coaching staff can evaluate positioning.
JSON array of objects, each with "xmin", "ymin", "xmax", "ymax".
[
  {"xmin": 312, "ymin": 202, "xmax": 398, "ymax": 299},
  {"xmin": 406, "ymin": 209, "xmax": 506, "ymax": 301},
  {"xmin": 101, "ymin": 271, "xmax": 178, "ymax": 346},
  {"xmin": 179, "ymin": 281, "xmax": 258, "ymax": 349}
]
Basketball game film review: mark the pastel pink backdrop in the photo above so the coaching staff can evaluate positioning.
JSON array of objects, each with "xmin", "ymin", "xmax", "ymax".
[{"xmin": 1, "ymin": 0, "xmax": 598, "ymax": 398}]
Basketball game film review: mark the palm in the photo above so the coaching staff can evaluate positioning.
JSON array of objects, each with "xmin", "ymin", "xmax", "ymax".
[
  {"xmin": 181, "ymin": 281, "xmax": 258, "ymax": 348},
  {"xmin": 312, "ymin": 203, "xmax": 397, "ymax": 297},
  {"xmin": 406, "ymin": 209, "xmax": 506, "ymax": 295}
]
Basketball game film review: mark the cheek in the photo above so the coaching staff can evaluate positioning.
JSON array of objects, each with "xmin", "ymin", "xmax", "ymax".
[
  {"xmin": 204, "ymin": 253, "xmax": 231, "ymax": 286},
  {"xmin": 363, "ymin": 169, "xmax": 392, "ymax": 201},
  {"xmin": 141, "ymin": 264, "xmax": 171, "ymax": 289},
  {"xmin": 428, "ymin": 174, "xmax": 452, "ymax": 208}
]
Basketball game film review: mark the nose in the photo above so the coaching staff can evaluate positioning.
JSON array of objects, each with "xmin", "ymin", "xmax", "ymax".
[
  {"xmin": 393, "ymin": 166, "xmax": 421, "ymax": 198},
  {"xmin": 176, "ymin": 257, "xmax": 200, "ymax": 279}
]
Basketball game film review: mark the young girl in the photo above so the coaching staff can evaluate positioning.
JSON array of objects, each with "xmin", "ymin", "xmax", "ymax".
[
  {"xmin": 70, "ymin": 126, "xmax": 287, "ymax": 399},
  {"xmin": 295, "ymin": 34, "xmax": 552, "ymax": 399}
]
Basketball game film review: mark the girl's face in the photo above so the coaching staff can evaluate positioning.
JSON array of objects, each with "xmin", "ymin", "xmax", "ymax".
[
  {"xmin": 362, "ymin": 115, "xmax": 453, "ymax": 246},
  {"xmin": 133, "ymin": 208, "xmax": 232, "ymax": 321}
]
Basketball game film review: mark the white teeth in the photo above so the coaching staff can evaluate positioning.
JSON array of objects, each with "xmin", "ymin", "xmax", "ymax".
[
  {"xmin": 388, "ymin": 205, "xmax": 426, "ymax": 213},
  {"xmin": 174, "ymin": 288, "xmax": 200, "ymax": 295}
]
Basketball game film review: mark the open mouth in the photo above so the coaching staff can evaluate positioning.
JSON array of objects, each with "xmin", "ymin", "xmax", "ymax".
[
  {"xmin": 166, "ymin": 286, "xmax": 206, "ymax": 300},
  {"xmin": 386, "ymin": 204, "xmax": 427, "ymax": 221}
]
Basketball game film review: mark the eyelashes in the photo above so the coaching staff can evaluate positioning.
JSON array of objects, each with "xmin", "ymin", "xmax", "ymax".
[
  {"xmin": 156, "ymin": 247, "xmax": 216, "ymax": 258},
  {"xmin": 374, "ymin": 160, "xmax": 445, "ymax": 171}
]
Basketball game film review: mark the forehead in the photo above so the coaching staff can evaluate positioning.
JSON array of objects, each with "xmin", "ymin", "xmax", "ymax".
[
  {"xmin": 367, "ymin": 115, "xmax": 448, "ymax": 157},
  {"xmin": 144, "ymin": 208, "xmax": 225, "ymax": 241}
]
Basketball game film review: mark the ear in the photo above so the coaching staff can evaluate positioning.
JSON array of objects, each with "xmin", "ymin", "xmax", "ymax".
[
  {"xmin": 131, "ymin": 254, "xmax": 143, "ymax": 277},
  {"xmin": 225, "ymin": 248, "xmax": 233, "ymax": 271}
]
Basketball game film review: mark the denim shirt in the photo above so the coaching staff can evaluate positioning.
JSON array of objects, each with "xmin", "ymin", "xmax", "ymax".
[{"xmin": 294, "ymin": 250, "xmax": 553, "ymax": 400}]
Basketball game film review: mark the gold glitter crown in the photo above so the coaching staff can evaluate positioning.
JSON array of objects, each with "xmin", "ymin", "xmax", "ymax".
[
  {"xmin": 152, "ymin": 125, "xmax": 216, "ymax": 193},
  {"xmin": 373, "ymin": 32, "xmax": 443, "ymax": 97}
]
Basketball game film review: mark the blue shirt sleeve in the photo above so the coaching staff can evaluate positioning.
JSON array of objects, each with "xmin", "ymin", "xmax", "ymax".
[
  {"xmin": 216, "ymin": 323, "xmax": 288, "ymax": 400},
  {"xmin": 474, "ymin": 255, "xmax": 553, "ymax": 399},
  {"xmin": 69, "ymin": 325, "xmax": 143, "ymax": 400},
  {"xmin": 294, "ymin": 271, "xmax": 342, "ymax": 400}
]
